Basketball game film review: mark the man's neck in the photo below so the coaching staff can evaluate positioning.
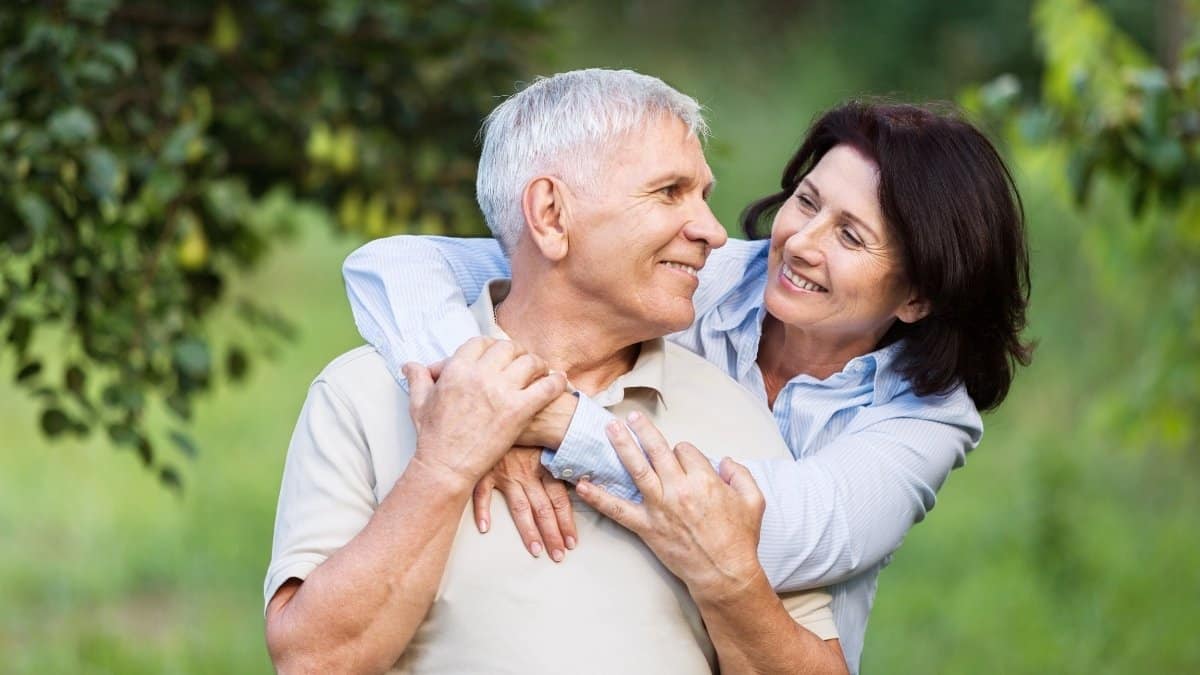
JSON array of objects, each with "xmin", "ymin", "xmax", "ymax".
[{"xmin": 494, "ymin": 277, "xmax": 641, "ymax": 397}]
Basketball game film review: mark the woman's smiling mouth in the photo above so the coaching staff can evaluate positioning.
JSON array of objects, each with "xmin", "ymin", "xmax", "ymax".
[{"xmin": 780, "ymin": 265, "xmax": 828, "ymax": 293}]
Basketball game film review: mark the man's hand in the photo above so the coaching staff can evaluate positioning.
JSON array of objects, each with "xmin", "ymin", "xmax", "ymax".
[
  {"xmin": 472, "ymin": 447, "xmax": 577, "ymax": 562},
  {"xmin": 575, "ymin": 410, "xmax": 765, "ymax": 601},
  {"xmin": 405, "ymin": 337, "xmax": 567, "ymax": 492}
]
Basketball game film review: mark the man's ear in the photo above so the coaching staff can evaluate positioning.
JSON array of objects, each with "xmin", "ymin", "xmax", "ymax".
[
  {"xmin": 896, "ymin": 290, "xmax": 931, "ymax": 324},
  {"xmin": 521, "ymin": 176, "xmax": 569, "ymax": 262}
]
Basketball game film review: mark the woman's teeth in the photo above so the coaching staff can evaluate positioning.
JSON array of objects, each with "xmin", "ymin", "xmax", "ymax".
[{"xmin": 783, "ymin": 266, "xmax": 827, "ymax": 292}]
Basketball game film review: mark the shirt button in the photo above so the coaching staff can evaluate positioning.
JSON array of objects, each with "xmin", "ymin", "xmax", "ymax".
[
  {"xmin": 560, "ymin": 468, "xmax": 574, "ymax": 478},
  {"xmin": 579, "ymin": 473, "xmax": 592, "ymax": 482}
]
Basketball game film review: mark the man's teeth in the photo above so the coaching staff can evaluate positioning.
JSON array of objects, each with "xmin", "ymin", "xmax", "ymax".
[
  {"xmin": 783, "ymin": 266, "xmax": 826, "ymax": 292},
  {"xmin": 662, "ymin": 261, "xmax": 698, "ymax": 277}
]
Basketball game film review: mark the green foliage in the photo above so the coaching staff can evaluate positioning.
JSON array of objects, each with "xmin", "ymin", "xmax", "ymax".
[
  {"xmin": 962, "ymin": 0, "xmax": 1199, "ymax": 454},
  {"xmin": 0, "ymin": 0, "xmax": 551, "ymax": 485}
]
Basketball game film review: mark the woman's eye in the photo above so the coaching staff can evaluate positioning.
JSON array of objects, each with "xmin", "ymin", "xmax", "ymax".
[
  {"xmin": 839, "ymin": 227, "xmax": 862, "ymax": 247},
  {"xmin": 796, "ymin": 194, "xmax": 817, "ymax": 210}
]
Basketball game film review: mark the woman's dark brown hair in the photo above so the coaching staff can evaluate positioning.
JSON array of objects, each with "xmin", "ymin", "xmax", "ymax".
[{"xmin": 741, "ymin": 101, "xmax": 1033, "ymax": 410}]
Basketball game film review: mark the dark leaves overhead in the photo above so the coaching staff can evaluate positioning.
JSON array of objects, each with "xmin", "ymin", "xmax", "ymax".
[{"xmin": 0, "ymin": 0, "xmax": 552, "ymax": 489}]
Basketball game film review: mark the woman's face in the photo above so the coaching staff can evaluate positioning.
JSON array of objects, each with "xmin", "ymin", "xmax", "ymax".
[{"xmin": 763, "ymin": 144, "xmax": 928, "ymax": 351}]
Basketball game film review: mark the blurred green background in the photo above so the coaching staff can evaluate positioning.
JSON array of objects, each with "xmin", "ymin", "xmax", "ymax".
[{"xmin": 2, "ymin": 1, "xmax": 1198, "ymax": 673}]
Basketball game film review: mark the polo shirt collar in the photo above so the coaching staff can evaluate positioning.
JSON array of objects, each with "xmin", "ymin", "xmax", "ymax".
[{"xmin": 468, "ymin": 278, "xmax": 668, "ymax": 408}]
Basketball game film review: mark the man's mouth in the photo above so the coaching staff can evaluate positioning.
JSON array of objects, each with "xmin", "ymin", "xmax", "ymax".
[
  {"xmin": 781, "ymin": 265, "xmax": 828, "ymax": 293},
  {"xmin": 660, "ymin": 261, "xmax": 699, "ymax": 278}
]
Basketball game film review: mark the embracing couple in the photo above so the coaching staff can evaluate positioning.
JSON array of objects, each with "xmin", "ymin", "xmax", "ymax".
[{"xmin": 263, "ymin": 68, "xmax": 1031, "ymax": 674}]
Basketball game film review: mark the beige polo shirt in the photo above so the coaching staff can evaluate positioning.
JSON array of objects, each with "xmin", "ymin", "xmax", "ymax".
[{"xmin": 266, "ymin": 280, "xmax": 837, "ymax": 674}]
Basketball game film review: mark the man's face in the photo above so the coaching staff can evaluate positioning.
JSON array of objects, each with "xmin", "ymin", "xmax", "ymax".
[{"xmin": 563, "ymin": 116, "xmax": 727, "ymax": 340}]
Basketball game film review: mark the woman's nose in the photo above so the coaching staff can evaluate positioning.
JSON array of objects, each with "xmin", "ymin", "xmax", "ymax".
[{"xmin": 784, "ymin": 215, "xmax": 829, "ymax": 266}]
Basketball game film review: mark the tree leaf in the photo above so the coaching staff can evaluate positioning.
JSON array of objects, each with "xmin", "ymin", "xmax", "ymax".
[
  {"xmin": 47, "ymin": 107, "xmax": 99, "ymax": 144},
  {"xmin": 159, "ymin": 466, "xmax": 183, "ymax": 493},
  {"xmin": 41, "ymin": 408, "xmax": 72, "ymax": 436},
  {"xmin": 16, "ymin": 360, "xmax": 42, "ymax": 383},
  {"xmin": 169, "ymin": 430, "xmax": 199, "ymax": 459},
  {"xmin": 65, "ymin": 364, "xmax": 86, "ymax": 394},
  {"xmin": 173, "ymin": 338, "xmax": 211, "ymax": 378},
  {"xmin": 226, "ymin": 346, "xmax": 249, "ymax": 381}
]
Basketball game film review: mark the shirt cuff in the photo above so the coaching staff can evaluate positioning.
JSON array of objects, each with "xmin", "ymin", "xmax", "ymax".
[{"xmin": 542, "ymin": 394, "xmax": 642, "ymax": 502}]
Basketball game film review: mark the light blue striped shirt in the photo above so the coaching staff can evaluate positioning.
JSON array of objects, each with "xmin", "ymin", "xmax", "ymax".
[{"xmin": 343, "ymin": 235, "xmax": 983, "ymax": 673}]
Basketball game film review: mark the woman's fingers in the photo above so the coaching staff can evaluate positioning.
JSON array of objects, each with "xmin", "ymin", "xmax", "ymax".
[
  {"xmin": 625, "ymin": 411, "xmax": 684, "ymax": 484},
  {"xmin": 605, "ymin": 419, "xmax": 663, "ymax": 502},
  {"xmin": 472, "ymin": 473, "xmax": 496, "ymax": 533},
  {"xmin": 496, "ymin": 480, "xmax": 545, "ymax": 558},
  {"xmin": 522, "ymin": 479, "xmax": 568, "ymax": 562},
  {"xmin": 542, "ymin": 472, "xmax": 578, "ymax": 550},
  {"xmin": 576, "ymin": 480, "xmax": 648, "ymax": 534}
]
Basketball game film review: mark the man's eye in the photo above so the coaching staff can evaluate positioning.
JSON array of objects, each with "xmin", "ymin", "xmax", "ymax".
[{"xmin": 659, "ymin": 184, "xmax": 680, "ymax": 198}]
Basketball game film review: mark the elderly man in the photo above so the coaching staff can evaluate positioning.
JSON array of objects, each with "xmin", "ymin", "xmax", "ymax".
[{"xmin": 264, "ymin": 69, "xmax": 844, "ymax": 674}]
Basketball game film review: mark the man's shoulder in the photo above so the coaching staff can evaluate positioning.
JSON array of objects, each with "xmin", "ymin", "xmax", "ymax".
[
  {"xmin": 659, "ymin": 342, "xmax": 767, "ymax": 412},
  {"xmin": 311, "ymin": 345, "xmax": 406, "ymax": 405}
]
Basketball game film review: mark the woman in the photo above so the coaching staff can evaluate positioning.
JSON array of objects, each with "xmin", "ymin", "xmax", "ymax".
[{"xmin": 342, "ymin": 100, "xmax": 1031, "ymax": 672}]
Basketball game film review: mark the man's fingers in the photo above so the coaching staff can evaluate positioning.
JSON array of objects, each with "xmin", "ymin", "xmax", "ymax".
[
  {"xmin": 453, "ymin": 336, "xmax": 494, "ymax": 361},
  {"xmin": 497, "ymin": 482, "xmax": 544, "ymax": 558},
  {"xmin": 478, "ymin": 338, "xmax": 521, "ymax": 370},
  {"xmin": 515, "ymin": 372, "xmax": 568, "ymax": 416},
  {"xmin": 575, "ymin": 480, "xmax": 648, "ymax": 534},
  {"xmin": 472, "ymin": 474, "xmax": 496, "ymax": 533},
  {"xmin": 504, "ymin": 353, "xmax": 549, "ymax": 388},
  {"xmin": 426, "ymin": 359, "xmax": 446, "ymax": 381},
  {"xmin": 604, "ymin": 420, "xmax": 662, "ymax": 502},
  {"xmin": 625, "ymin": 411, "xmax": 683, "ymax": 484},
  {"xmin": 523, "ymin": 482, "xmax": 567, "ymax": 562},
  {"xmin": 719, "ymin": 457, "xmax": 764, "ymax": 505},
  {"xmin": 674, "ymin": 441, "xmax": 716, "ymax": 476},
  {"xmin": 542, "ymin": 473, "xmax": 578, "ymax": 550},
  {"xmin": 404, "ymin": 362, "xmax": 435, "ymax": 411}
]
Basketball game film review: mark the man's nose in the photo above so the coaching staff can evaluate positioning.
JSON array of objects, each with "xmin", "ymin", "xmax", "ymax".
[{"xmin": 685, "ymin": 201, "xmax": 728, "ymax": 250}]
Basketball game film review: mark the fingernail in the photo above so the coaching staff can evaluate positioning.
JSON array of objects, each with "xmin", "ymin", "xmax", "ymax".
[
  {"xmin": 627, "ymin": 411, "xmax": 641, "ymax": 423},
  {"xmin": 530, "ymin": 541, "xmax": 543, "ymax": 557},
  {"xmin": 606, "ymin": 420, "xmax": 621, "ymax": 435},
  {"xmin": 565, "ymin": 536, "xmax": 576, "ymax": 550},
  {"xmin": 576, "ymin": 481, "xmax": 591, "ymax": 495},
  {"xmin": 551, "ymin": 549, "xmax": 564, "ymax": 563},
  {"xmin": 478, "ymin": 519, "xmax": 489, "ymax": 533}
]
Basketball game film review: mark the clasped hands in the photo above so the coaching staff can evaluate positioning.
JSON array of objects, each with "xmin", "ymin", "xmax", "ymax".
[{"xmin": 407, "ymin": 337, "xmax": 765, "ymax": 598}]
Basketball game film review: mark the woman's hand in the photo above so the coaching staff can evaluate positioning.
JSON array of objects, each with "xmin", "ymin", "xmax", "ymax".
[
  {"xmin": 472, "ymin": 447, "xmax": 577, "ymax": 563},
  {"xmin": 575, "ymin": 411, "xmax": 765, "ymax": 601}
]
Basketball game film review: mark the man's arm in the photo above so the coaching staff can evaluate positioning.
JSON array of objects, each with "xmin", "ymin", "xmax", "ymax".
[
  {"xmin": 265, "ymin": 339, "xmax": 565, "ymax": 674},
  {"xmin": 691, "ymin": 572, "xmax": 847, "ymax": 675}
]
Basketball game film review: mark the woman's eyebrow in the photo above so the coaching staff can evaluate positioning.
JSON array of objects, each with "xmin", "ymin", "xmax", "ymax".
[{"xmin": 800, "ymin": 178, "xmax": 820, "ymax": 197}]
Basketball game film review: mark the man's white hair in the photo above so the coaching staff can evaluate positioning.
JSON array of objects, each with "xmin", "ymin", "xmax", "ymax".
[{"xmin": 476, "ymin": 68, "xmax": 708, "ymax": 254}]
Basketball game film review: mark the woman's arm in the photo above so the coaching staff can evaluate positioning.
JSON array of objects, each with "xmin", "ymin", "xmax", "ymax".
[
  {"xmin": 541, "ymin": 388, "xmax": 981, "ymax": 591},
  {"xmin": 342, "ymin": 235, "xmax": 508, "ymax": 375},
  {"xmin": 576, "ymin": 413, "xmax": 848, "ymax": 675}
]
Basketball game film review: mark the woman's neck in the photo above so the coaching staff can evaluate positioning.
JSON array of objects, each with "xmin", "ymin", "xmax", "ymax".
[{"xmin": 755, "ymin": 315, "xmax": 883, "ymax": 406}]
